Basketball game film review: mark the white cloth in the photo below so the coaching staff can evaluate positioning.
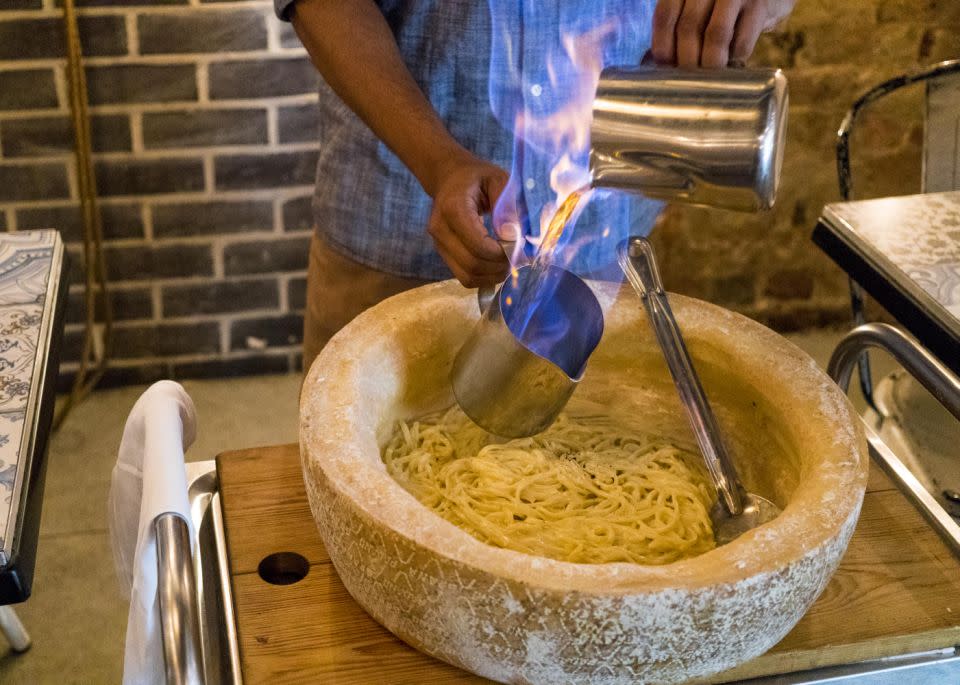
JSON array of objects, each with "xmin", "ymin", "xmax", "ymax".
[{"xmin": 109, "ymin": 380, "xmax": 198, "ymax": 685}]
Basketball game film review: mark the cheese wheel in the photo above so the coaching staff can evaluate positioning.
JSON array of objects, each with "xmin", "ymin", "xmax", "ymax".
[{"xmin": 300, "ymin": 281, "xmax": 868, "ymax": 684}]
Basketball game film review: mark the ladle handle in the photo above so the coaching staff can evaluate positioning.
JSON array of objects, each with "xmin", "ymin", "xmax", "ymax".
[
  {"xmin": 477, "ymin": 239, "xmax": 521, "ymax": 314},
  {"xmin": 618, "ymin": 236, "xmax": 744, "ymax": 516}
]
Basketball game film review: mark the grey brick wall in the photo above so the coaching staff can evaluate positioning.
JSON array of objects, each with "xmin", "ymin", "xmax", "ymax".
[
  {"xmin": 7, "ymin": 1, "xmax": 956, "ymax": 387},
  {"xmin": 0, "ymin": 0, "xmax": 318, "ymax": 385}
]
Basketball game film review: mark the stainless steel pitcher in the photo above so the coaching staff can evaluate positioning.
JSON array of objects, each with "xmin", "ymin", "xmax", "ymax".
[
  {"xmin": 590, "ymin": 65, "xmax": 788, "ymax": 211},
  {"xmin": 452, "ymin": 263, "xmax": 603, "ymax": 438}
]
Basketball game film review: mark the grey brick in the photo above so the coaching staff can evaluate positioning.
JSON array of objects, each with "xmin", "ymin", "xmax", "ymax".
[
  {"xmin": 66, "ymin": 287, "xmax": 154, "ymax": 325},
  {"xmin": 18, "ymin": 203, "xmax": 144, "ymax": 242},
  {"xmin": 287, "ymin": 276, "xmax": 306, "ymax": 311},
  {"xmin": 104, "ymin": 244, "xmax": 214, "ymax": 281},
  {"xmin": 278, "ymin": 21, "xmax": 300, "ymax": 49},
  {"xmin": 1, "ymin": 114, "xmax": 131, "ymax": 157},
  {"xmin": 230, "ymin": 313, "xmax": 302, "ymax": 350},
  {"xmin": 56, "ymin": 369, "xmax": 78, "ymax": 394},
  {"xmin": 0, "ymin": 163, "xmax": 70, "ymax": 202},
  {"xmin": 111, "ymin": 321, "xmax": 220, "ymax": 359},
  {"xmin": 98, "ymin": 364, "xmax": 168, "ymax": 389},
  {"xmin": 142, "ymin": 109, "xmax": 267, "ymax": 149},
  {"xmin": 139, "ymin": 11, "xmax": 267, "ymax": 54},
  {"xmin": 215, "ymin": 150, "xmax": 318, "ymax": 190},
  {"xmin": 278, "ymin": 103, "xmax": 318, "ymax": 143},
  {"xmin": 57, "ymin": 363, "xmax": 168, "ymax": 393},
  {"xmin": 282, "ymin": 195, "xmax": 312, "ymax": 232},
  {"xmin": 223, "ymin": 236, "xmax": 309, "ymax": 275},
  {"xmin": 171, "ymin": 354, "xmax": 289, "ymax": 380},
  {"xmin": 59, "ymin": 328, "xmax": 85, "ymax": 364},
  {"xmin": 0, "ymin": 16, "xmax": 126, "ymax": 60},
  {"xmin": 162, "ymin": 278, "xmax": 279, "ymax": 316},
  {"xmin": 86, "ymin": 64, "xmax": 197, "ymax": 106},
  {"xmin": 152, "ymin": 199, "xmax": 273, "ymax": 238},
  {"xmin": 110, "ymin": 288, "xmax": 155, "ymax": 321},
  {"xmin": 0, "ymin": 70, "xmax": 58, "ymax": 111},
  {"xmin": 94, "ymin": 158, "xmax": 205, "ymax": 196},
  {"xmin": 64, "ymin": 246, "xmax": 85, "ymax": 286},
  {"xmin": 209, "ymin": 58, "xmax": 316, "ymax": 99}
]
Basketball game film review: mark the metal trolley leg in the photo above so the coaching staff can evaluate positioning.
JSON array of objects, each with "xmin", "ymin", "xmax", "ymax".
[
  {"xmin": 0, "ymin": 605, "xmax": 31, "ymax": 653},
  {"xmin": 828, "ymin": 323, "xmax": 960, "ymax": 557}
]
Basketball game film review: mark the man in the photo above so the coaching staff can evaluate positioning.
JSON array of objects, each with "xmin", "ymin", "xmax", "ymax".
[{"xmin": 276, "ymin": 0, "xmax": 797, "ymax": 371}]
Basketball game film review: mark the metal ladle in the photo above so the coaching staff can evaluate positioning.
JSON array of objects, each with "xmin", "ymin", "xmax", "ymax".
[{"xmin": 618, "ymin": 236, "xmax": 781, "ymax": 544}]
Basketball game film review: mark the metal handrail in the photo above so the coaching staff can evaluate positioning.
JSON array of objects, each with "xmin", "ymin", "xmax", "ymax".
[
  {"xmin": 828, "ymin": 323, "xmax": 960, "ymax": 557},
  {"xmin": 156, "ymin": 512, "xmax": 204, "ymax": 685}
]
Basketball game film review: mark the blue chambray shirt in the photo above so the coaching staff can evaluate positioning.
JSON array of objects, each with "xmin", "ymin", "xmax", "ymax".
[{"xmin": 276, "ymin": 0, "xmax": 662, "ymax": 280}]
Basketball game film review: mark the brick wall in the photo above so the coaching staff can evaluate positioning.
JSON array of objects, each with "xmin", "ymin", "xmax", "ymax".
[
  {"xmin": 0, "ymin": 0, "xmax": 317, "ymax": 386},
  {"xmin": 652, "ymin": 0, "xmax": 960, "ymax": 330},
  {"xmin": 0, "ymin": 1, "xmax": 957, "ymax": 386}
]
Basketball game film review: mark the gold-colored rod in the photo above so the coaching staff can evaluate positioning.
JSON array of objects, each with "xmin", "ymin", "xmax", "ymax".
[{"xmin": 54, "ymin": 0, "xmax": 114, "ymax": 429}]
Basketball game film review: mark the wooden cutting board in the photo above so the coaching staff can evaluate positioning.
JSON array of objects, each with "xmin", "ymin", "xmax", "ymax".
[{"xmin": 216, "ymin": 444, "xmax": 960, "ymax": 684}]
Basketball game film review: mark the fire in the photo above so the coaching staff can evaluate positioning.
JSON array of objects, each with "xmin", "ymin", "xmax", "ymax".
[{"xmin": 488, "ymin": 9, "xmax": 627, "ymax": 270}]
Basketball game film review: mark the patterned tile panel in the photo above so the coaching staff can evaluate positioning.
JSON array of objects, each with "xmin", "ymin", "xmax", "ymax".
[
  {"xmin": 0, "ymin": 230, "xmax": 58, "ymax": 560},
  {"xmin": 824, "ymin": 191, "xmax": 960, "ymax": 320}
]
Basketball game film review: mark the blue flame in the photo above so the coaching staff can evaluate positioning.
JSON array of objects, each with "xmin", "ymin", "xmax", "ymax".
[
  {"xmin": 487, "ymin": 1, "xmax": 655, "ymax": 269},
  {"xmin": 484, "ymin": 3, "xmax": 656, "ymax": 374},
  {"xmin": 485, "ymin": 3, "xmax": 660, "ymax": 381},
  {"xmin": 500, "ymin": 265, "xmax": 603, "ymax": 379}
]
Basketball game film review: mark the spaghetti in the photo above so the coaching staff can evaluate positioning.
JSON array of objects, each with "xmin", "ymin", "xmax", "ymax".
[{"xmin": 382, "ymin": 406, "xmax": 717, "ymax": 565}]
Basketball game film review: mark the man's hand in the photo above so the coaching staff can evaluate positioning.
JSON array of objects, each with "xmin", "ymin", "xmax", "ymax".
[
  {"xmin": 427, "ymin": 154, "xmax": 510, "ymax": 288},
  {"xmin": 651, "ymin": 0, "xmax": 797, "ymax": 68}
]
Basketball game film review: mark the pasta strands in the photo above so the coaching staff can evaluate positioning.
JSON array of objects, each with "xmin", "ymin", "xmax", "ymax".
[{"xmin": 383, "ymin": 407, "xmax": 717, "ymax": 565}]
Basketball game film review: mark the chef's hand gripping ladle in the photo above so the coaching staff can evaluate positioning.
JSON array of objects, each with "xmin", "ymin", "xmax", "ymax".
[{"xmin": 618, "ymin": 236, "xmax": 781, "ymax": 544}]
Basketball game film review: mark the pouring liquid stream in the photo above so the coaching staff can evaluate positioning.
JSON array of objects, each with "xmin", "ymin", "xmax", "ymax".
[{"xmin": 532, "ymin": 186, "xmax": 590, "ymax": 268}]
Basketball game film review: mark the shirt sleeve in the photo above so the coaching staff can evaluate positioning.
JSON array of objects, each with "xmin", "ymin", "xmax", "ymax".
[{"xmin": 274, "ymin": 0, "xmax": 297, "ymax": 21}]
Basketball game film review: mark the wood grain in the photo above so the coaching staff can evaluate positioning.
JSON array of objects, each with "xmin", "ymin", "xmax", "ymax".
[
  {"xmin": 218, "ymin": 444, "xmax": 960, "ymax": 684},
  {"xmin": 230, "ymin": 567, "xmax": 489, "ymax": 685},
  {"xmin": 217, "ymin": 445, "xmax": 328, "ymax": 575}
]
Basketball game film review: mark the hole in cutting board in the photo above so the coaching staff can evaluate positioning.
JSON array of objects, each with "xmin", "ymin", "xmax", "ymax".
[{"xmin": 258, "ymin": 552, "xmax": 309, "ymax": 585}]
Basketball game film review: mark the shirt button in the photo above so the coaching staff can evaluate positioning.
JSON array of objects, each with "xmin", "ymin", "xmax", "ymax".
[
  {"xmin": 525, "ymin": 178, "xmax": 536, "ymax": 190},
  {"xmin": 530, "ymin": 84, "xmax": 543, "ymax": 97}
]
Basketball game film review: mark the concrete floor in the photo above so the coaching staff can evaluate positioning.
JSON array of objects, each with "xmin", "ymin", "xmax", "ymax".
[{"xmin": 0, "ymin": 328, "xmax": 887, "ymax": 683}]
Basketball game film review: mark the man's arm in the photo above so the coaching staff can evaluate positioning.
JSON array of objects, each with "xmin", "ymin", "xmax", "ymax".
[{"xmin": 290, "ymin": 0, "xmax": 509, "ymax": 288}]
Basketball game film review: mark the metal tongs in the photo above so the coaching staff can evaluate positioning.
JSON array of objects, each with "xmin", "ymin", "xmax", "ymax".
[{"xmin": 618, "ymin": 236, "xmax": 780, "ymax": 544}]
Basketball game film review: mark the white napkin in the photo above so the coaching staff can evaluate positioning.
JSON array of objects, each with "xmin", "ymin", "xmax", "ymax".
[{"xmin": 109, "ymin": 380, "xmax": 198, "ymax": 685}]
